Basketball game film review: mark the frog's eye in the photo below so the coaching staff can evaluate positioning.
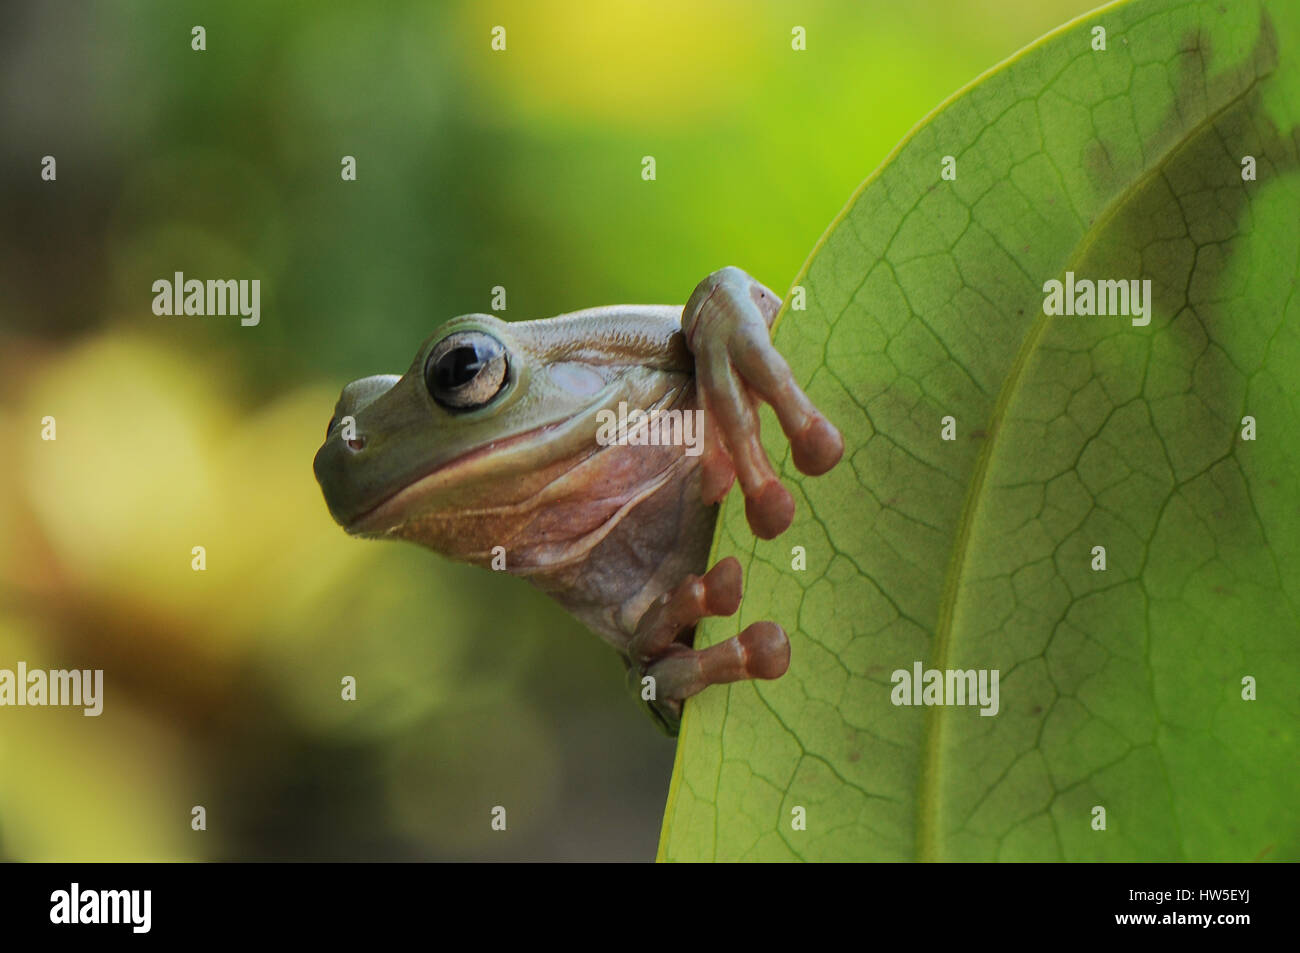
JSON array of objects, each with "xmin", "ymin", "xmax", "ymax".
[{"xmin": 424, "ymin": 331, "xmax": 509, "ymax": 410}]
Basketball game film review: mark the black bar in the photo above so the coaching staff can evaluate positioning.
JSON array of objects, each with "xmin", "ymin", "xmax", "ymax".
[{"xmin": 0, "ymin": 861, "xmax": 1279, "ymax": 940}]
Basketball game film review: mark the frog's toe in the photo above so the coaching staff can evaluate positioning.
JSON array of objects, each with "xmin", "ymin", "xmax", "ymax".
[
  {"xmin": 696, "ymin": 350, "xmax": 778, "ymax": 487},
  {"xmin": 697, "ymin": 389, "xmax": 738, "ymax": 505},
  {"xmin": 702, "ymin": 555, "xmax": 744, "ymax": 615},
  {"xmin": 723, "ymin": 327, "xmax": 845, "ymax": 478},
  {"xmin": 695, "ymin": 354, "xmax": 795, "ymax": 538},
  {"xmin": 789, "ymin": 412, "xmax": 844, "ymax": 476},
  {"xmin": 644, "ymin": 621, "xmax": 791, "ymax": 702},
  {"xmin": 745, "ymin": 481, "xmax": 795, "ymax": 540},
  {"xmin": 732, "ymin": 621, "xmax": 791, "ymax": 680}
]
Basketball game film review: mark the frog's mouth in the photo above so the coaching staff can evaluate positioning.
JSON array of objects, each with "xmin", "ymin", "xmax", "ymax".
[
  {"xmin": 342, "ymin": 367, "xmax": 676, "ymax": 536},
  {"xmin": 343, "ymin": 416, "xmax": 572, "ymax": 536},
  {"xmin": 319, "ymin": 367, "xmax": 691, "ymax": 538}
]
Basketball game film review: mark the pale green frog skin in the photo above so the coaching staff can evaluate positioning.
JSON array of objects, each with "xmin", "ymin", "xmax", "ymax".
[{"xmin": 314, "ymin": 267, "xmax": 843, "ymax": 732}]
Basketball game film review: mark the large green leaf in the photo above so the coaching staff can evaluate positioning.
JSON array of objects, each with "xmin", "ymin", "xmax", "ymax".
[{"xmin": 660, "ymin": 0, "xmax": 1300, "ymax": 861}]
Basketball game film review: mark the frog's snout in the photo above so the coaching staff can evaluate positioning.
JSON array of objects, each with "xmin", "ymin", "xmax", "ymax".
[{"xmin": 314, "ymin": 374, "xmax": 401, "ymax": 527}]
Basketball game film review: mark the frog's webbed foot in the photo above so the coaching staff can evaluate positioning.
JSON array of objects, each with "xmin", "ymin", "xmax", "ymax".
[
  {"xmin": 683, "ymin": 266, "xmax": 844, "ymax": 539},
  {"xmin": 628, "ymin": 556, "xmax": 790, "ymax": 734}
]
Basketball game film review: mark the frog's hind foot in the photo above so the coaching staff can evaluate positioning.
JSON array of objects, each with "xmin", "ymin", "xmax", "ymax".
[{"xmin": 628, "ymin": 556, "xmax": 790, "ymax": 734}]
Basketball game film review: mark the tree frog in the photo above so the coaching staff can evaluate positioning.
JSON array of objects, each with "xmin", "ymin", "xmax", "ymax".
[{"xmin": 313, "ymin": 267, "xmax": 843, "ymax": 733}]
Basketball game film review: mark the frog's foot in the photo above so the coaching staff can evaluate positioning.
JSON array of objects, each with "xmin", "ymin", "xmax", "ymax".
[
  {"xmin": 683, "ymin": 266, "xmax": 845, "ymax": 540},
  {"xmin": 628, "ymin": 556, "xmax": 790, "ymax": 733}
]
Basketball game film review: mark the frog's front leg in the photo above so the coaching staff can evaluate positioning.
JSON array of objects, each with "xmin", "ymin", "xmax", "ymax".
[
  {"xmin": 628, "ymin": 556, "xmax": 790, "ymax": 734},
  {"xmin": 683, "ymin": 266, "xmax": 844, "ymax": 539}
]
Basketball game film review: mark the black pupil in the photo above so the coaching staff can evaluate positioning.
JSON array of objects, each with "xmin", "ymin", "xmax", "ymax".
[{"xmin": 436, "ymin": 345, "xmax": 485, "ymax": 390}]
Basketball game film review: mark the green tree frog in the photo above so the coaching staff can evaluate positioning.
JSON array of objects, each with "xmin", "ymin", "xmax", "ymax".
[{"xmin": 313, "ymin": 267, "xmax": 843, "ymax": 732}]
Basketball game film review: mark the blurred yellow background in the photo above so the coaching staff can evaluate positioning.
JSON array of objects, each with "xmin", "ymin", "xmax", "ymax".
[{"xmin": 1, "ymin": 0, "xmax": 1102, "ymax": 860}]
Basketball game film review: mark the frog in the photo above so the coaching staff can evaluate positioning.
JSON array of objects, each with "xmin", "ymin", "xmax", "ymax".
[{"xmin": 313, "ymin": 266, "xmax": 843, "ymax": 734}]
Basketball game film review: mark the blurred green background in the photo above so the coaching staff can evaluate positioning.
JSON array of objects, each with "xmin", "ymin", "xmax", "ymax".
[{"xmin": 0, "ymin": 0, "xmax": 1103, "ymax": 860}]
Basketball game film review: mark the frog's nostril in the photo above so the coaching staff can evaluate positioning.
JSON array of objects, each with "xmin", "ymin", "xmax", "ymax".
[{"xmin": 346, "ymin": 435, "xmax": 367, "ymax": 452}]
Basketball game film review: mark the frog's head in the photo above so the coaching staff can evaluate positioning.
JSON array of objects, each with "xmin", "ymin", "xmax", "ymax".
[{"xmin": 313, "ymin": 312, "xmax": 685, "ymax": 551}]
